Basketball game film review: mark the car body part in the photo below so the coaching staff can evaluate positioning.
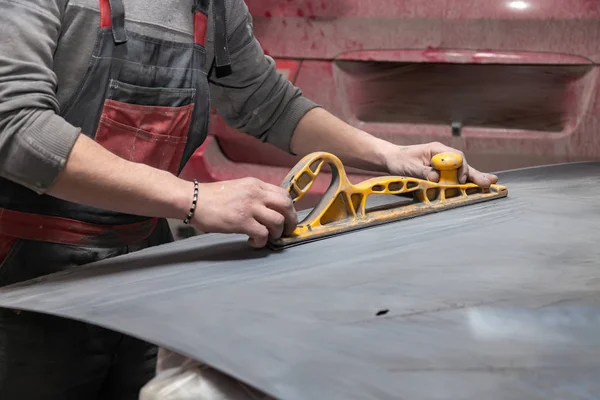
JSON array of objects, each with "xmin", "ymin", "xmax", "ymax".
[{"xmin": 0, "ymin": 162, "xmax": 599, "ymax": 400}]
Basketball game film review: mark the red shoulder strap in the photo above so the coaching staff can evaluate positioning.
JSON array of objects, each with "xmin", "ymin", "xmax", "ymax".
[
  {"xmin": 194, "ymin": 10, "xmax": 208, "ymax": 46},
  {"xmin": 99, "ymin": 0, "xmax": 111, "ymax": 27}
]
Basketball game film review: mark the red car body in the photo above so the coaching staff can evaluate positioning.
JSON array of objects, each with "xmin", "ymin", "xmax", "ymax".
[{"xmin": 181, "ymin": 0, "xmax": 600, "ymax": 208}]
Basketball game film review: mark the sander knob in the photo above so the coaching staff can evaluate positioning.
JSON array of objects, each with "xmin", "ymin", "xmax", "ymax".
[{"xmin": 431, "ymin": 152, "xmax": 463, "ymax": 185}]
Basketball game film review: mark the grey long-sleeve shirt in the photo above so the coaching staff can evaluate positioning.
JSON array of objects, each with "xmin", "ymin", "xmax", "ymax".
[{"xmin": 0, "ymin": 0, "xmax": 318, "ymax": 194}]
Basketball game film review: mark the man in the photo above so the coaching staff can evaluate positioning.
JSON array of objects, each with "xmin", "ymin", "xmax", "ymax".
[{"xmin": 0, "ymin": 0, "xmax": 498, "ymax": 398}]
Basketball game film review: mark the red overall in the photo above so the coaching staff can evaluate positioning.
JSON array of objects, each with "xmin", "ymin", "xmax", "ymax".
[{"xmin": 0, "ymin": 0, "xmax": 219, "ymax": 398}]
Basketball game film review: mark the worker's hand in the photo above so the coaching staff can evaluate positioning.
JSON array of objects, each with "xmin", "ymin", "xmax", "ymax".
[
  {"xmin": 192, "ymin": 178, "xmax": 297, "ymax": 248},
  {"xmin": 385, "ymin": 142, "xmax": 498, "ymax": 187}
]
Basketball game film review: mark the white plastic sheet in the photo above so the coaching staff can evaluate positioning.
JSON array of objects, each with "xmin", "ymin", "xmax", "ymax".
[{"xmin": 140, "ymin": 348, "xmax": 274, "ymax": 400}]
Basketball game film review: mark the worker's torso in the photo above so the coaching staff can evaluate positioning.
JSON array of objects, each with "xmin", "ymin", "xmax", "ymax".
[
  {"xmin": 1, "ymin": 0, "xmax": 220, "ymax": 225},
  {"xmin": 0, "ymin": 0, "xmax": 230, "ymax": 278}
]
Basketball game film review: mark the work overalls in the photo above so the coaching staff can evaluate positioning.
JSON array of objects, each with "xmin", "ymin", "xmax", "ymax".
[{"xmin": 0, "ymin": 0, "xmax": 231, "ymax": 398}]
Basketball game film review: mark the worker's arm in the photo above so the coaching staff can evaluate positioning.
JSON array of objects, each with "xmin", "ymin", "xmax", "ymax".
[
  {"xmin": 207, "ymin": 0, "xmax": 320, "ymax": 151},
  {"xmin": 290, "ymin": 108, "xmax": 498, "ymax": 187},
  {"xmin": 0, "ymin": 0, "xmax": 294, "ymax": 248},
  {"xmin": 48, "ymin": 135, "xmax": 297, "ymax": 248},
  {"xmin": 0, "ymin": 0, "xmax": 76, "ymax": 194}
]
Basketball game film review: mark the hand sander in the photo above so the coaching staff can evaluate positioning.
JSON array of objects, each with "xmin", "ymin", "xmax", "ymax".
[{"xmin": 267, "ymin": 151, "xmax": 508, "ymax": 249}]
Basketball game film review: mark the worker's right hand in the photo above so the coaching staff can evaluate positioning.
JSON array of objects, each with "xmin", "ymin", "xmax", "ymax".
[{"xmin": 191, "ymin": 178, "xmax": 297, "ymax": 248}]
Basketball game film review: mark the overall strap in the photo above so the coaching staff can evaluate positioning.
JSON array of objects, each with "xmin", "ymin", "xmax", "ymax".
[
  {"xmin": 0, "ymin": 208, "xmax": 158, "ymax": 248},
  {"xmin": 193, "ymin": 0, "xmax": 209, "ymax": 46},
  {"xmin": 99, "ymin": 0, "xmax": 128, "ymax": 44},
  {"xmin": 210, "ymin": 0, "xmax": 232, "ymax": 77}
]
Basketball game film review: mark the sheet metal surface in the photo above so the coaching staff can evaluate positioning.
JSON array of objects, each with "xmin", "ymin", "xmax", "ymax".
[{"xmin": 1, "ymin": 162, "xmax": 600, "ymax": 400}]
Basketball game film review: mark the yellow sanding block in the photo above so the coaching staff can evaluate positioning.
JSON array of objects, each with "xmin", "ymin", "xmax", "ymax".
[{"xmin": 267, "ymin": 151, "xmax": 508, "ymax": 249}]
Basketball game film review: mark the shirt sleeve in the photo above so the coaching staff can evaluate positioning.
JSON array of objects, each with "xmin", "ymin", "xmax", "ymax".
[
  {"xmin": 0, "ymin": 0, "xmax": 80, "ymax": 194},
  {"xmin": 208, "ymin": 0, "xmax": 320, "ymax": 154}
]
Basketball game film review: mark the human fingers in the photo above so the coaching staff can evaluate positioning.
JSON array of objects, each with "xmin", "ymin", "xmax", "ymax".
[
  {"xmin": 458, "ymin": 159, "xmax": 469, "ymax": 184},
  {"xmin": 468, "ymin": 166, "xmax": 498, "ymax": 187},
  {"xmin": 409, "ymin": 163, "xmax": 440, "ymax": 182},
  {"xmin": 450, "ymin": 158, "xmax": 495, "ymax": 187},
  {"xmin": 238, "ymin": 178, "xmax": 296, "ymax": 237},
  {"xmin": 262, "ymin": 189, "xmax": 298, "ymax": 236},
  {"xmin": 245, "ymin": 220, "xmax": 270, "ymax": 249},
  {"xmin": 253, "ymin": 205, "xmax": 286, "ymax": 240},
  {"xmin": 259, "ymin": 180, "xmax": 286, "ymax": 193}
]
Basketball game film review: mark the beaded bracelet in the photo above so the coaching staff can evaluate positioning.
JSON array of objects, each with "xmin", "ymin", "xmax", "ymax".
[{"xmin": 183, "ymin": 179, "xmax": 199, "ymax": 224}]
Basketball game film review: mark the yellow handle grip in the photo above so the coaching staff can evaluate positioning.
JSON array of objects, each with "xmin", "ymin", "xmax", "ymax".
[
  {"xmin": 279, "ymin": 152, "xmax": 349, "ymax": 205},
  {"xmin": 431, "ymin": 152, "xmax": 463, "ymax": 185}
]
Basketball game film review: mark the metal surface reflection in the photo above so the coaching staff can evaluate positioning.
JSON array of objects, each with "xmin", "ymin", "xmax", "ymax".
[
  {"xmin": 468, "ymin": 304, "xmax": 600, "ymax": 342},
  {"xmin": 508, "ymin": 1, "xmax": 529, "ymax": 10}
]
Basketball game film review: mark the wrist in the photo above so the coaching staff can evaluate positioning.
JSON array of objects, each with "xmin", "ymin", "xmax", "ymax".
[
  {"xmin": 369, "ymin": 135, "xmax": 398, "ymax": 173},
  {"xmin": 183, "ymin": 179, "xmax": 199, "ymax": 225},
  {"xmin": 168, "ymin": 176, "xmax": 197, "ymax": 220}
]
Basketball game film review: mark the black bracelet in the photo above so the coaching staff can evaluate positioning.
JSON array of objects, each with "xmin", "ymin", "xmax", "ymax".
[{"xmin": 183, "ymin": 179, "xmax": 199, "ymax": 224}]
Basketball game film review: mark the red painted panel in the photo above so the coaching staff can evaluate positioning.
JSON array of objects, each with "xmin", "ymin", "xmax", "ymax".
[
  {"xmin": 337, "ymin": 62, "xmax": 591, "ymax": 133},
  {"xmin": 337, "ymin": 49, "xmax": 594, "ymax": 65},
  {"xmin": 248, "ymin": 0, "xmax": 443, "ymax": 18},
  {"xmin": 273, "ymin": 59, "xmax": 301, "ymax": 82},
  {"xmin": 444, "ymin": 0, "xmax": 600, "ymax": 19},
  {"xmin": 245, "ymin": 0, "xmax": 600, "ymax": 62}
]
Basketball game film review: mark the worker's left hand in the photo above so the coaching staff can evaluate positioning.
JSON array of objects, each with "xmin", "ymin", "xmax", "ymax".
[{"xmin": 385, "ymin": 142, "xmax": 498, "ymax": 188}]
